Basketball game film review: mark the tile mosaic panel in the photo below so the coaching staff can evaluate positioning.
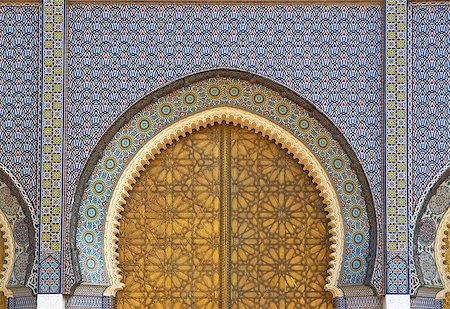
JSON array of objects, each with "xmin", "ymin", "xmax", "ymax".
[
  {"xmin": 409, "ymin": 3, "xmax": 450, "ymax": 293},
  {"xmin": 0, "ymin": 5, "xmax": 40, "ymax": 211},
  {"xmin": 66, "ymin": 4, "xmax": 383, "ymax": 291}
]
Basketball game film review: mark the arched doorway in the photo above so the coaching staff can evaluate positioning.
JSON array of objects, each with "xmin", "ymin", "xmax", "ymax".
[{"xmin": 116, "ymin": 123, "xmax": 333, "ymax": 308}]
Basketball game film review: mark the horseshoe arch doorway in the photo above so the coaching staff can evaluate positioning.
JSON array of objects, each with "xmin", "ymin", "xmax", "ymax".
[{"xmin": 116, "ymin": 123, "xmax": 334, "ymax": 309}]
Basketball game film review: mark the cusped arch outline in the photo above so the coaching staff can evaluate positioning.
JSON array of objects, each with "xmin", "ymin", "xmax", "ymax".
[
  {"xmin": 423, "ymin": 166, "xmax": 450, "ymax": 299},
  {"xmin": 0, "ymin": 208, "xmax": 15, "ymax": 297},
  {"xmin": 70, "ymin": 69, "xmax": 377, "ymax": 296},
  {"xmin": 104, "ymin": 107, "xmax": 345, "ymax": 297},
  {"xmin": 436, "ymin": 206, "xmax": 450, "ymax": 299}
]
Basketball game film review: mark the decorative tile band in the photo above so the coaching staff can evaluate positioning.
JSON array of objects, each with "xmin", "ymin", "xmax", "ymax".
[
  {"xmin": 38, "ymin": 0, "xmax": 65, "ymax": 293},
  {"xmin": 385, "ymin": 0, "xmax": 409, "ymax": 294}
]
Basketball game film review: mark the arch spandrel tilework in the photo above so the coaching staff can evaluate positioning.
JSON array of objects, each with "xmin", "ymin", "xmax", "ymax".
[
  {"xmin": 409, "ymin": 3, "xmax": 450, "ymax": 293},
  {"xmin": 75, "ymin": 77, "xmax": 376, "ymax": 295}
]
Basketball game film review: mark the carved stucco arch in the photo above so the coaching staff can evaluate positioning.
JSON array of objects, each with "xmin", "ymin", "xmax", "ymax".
[
  {"xmin": 0, "ymin": 208, "xmax": 15, "ymax": 297},
  {"xmin": 430, "ymin": 166, "xmax": 450, "ymax": 299},
  {"xmin": 103, "ymin": 106, "xmax": 344, "ymax": 297},
  {"xmin": 0, "ymin": 165, "xmax": 36, "ymax": 293},
  {"xmin": 436, "ymin": 209, "xmax": 450, "ymax": 299}
]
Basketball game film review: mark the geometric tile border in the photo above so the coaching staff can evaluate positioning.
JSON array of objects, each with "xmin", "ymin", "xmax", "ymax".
[
  {"xmin": 385, "ymin": 0, "xmax": 409, "ymax": 294},
  {"xmin": 38, "ymin": 0, "xmax": 65, "ymax": 294}
]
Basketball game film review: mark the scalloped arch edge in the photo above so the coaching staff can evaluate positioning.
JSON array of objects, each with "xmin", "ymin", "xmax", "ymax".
[
  {"xmin": 435, "ymin": 207, "xmax": 450, "ymax": 299},
  {"xmin": 103, "ymin": 107, "xmax": 345, "ymax": 297},
  {"xmin": 0, "ymin": 209, "xmax": 15, "ymax": 297}
]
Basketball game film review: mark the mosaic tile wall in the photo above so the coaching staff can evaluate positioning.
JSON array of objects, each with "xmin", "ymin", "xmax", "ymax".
[
  {"xmin": 416, "ymin": 175, "xmax": 450, "ymax": 288},
  {"xmin": 410, "ymin": 3, "xmax": 450, "ymax": 293},
  {"xmin": 0, "ymin": 5, "xmax": 40, "ymax": 211},
  {"xmin": 0, "ymin": 5, "xmax": 40, "ymax": 295},
  {"xmin": 66, "ymin": 4, "xmax": 384, "ymax": 291}
]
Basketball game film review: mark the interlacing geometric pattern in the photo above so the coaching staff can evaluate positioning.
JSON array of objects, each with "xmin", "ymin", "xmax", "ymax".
[
  {"xmin": 0, "ymin": 5, "xmax": 40, "ymax": 209},
  {"xmin": 117, "ymin": 125, "xmax": 222, "ymax": 308},
  {"xmin": 39, "ymin": 0, "xmax": 65, "ymax": 293},
  {"xmin": 229, "ymin": 126, "xmax": 333, "ymax": 308},
  {"xmin": 117, "ymin": 124, "xmax": 333, "ymax": 308},
  {"xmin": 385, "ymin": 0, "xmax": 409, "ymax": 293}
]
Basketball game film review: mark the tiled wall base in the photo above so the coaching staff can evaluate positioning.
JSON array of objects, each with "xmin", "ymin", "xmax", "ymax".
[
  {"xmin": 411, "ymin": 297, "xmax": 443, "ymax": 309},
  {"xmin": 6, "ymin": 296, "xmax": 37, "ymax": 309},
  {"xmin": 37, "ymin": 294, "xmax": 64, "ymax": 309},
  {"xmin": 65, "ymin": 296, "xmax": 112, "ymax": 309},
  {"xmin": 384, "ymin": 295, "xmax": 411, "ymax": 309}
]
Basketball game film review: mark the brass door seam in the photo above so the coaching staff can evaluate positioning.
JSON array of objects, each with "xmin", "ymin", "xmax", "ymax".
[{"xmin": 219, "ymin": 124, "xmax": 232, "ymax": 309}]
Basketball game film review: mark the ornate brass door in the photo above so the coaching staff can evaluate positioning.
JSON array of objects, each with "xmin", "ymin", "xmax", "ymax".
[
  {"xmin": 117, "ymin": 124, "xmax": 333, "ymax": 309},
  {"xmin": 0, "ymin": 229, "xmax": 6, "ymax": 309}
]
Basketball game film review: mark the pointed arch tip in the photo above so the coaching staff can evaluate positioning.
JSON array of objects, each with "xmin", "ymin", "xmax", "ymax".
[{"xmin": 103, "ymin": 106, "xmax": 345, "ymax": 297}]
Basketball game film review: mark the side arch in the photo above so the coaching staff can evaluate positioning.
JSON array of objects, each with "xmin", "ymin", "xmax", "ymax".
[
  {"xmin": 0, "ymin": 208, "xmax": 15, "ymax": 297},
  {"xmin": 415, "ymin": 165, "xmax": 450, "ymax": 298},
  {"xmin": 70, "ymin": 69, "xmax": 377, "ymax": 298},
  {"xmin": 0, "ymin": 166, "xmax": 37, "ymax": 294}
]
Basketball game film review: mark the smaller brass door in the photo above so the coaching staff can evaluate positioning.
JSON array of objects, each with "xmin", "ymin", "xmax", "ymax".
[{"xmin": 117, "ymin": 124, "xmax": 333, "ymax": 309}]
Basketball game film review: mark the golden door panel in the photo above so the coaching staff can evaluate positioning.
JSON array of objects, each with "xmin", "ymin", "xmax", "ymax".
[
  {"xmin": 0, "ymin": 229, "xmax": 4, "ymax": 309},
  {"xmin": 117, "ymin": 124, "xmax": 333, "ymax": 309},
  {"xmin": 444, "ymin": 236, "xmax": 450, "ymax": 309},
  {"xmin": 117, "ymin": 126, "xmax": 222, "ymax": 309},
  {"xmin": 229, "ymin": 126, "xmax": 333, "ymax": 309}
]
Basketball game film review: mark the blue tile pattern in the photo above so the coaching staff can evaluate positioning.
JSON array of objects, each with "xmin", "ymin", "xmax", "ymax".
[
  {"xmin": 0, "ymin": 6, "xmax": 40, "ymax": 210},
  {"xmin": 409, "ymin": 3, "xmax": 450, "ymax": 293}
]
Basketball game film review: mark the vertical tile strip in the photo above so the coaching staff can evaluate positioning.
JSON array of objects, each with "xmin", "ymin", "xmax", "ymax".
[
  {"xmin": 385, "ymin": 0, "xmax": 409, "ymax": 294},
  {"xmin": 39, "ymin": 0, "xmax": 65, "ymax": 293}
]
